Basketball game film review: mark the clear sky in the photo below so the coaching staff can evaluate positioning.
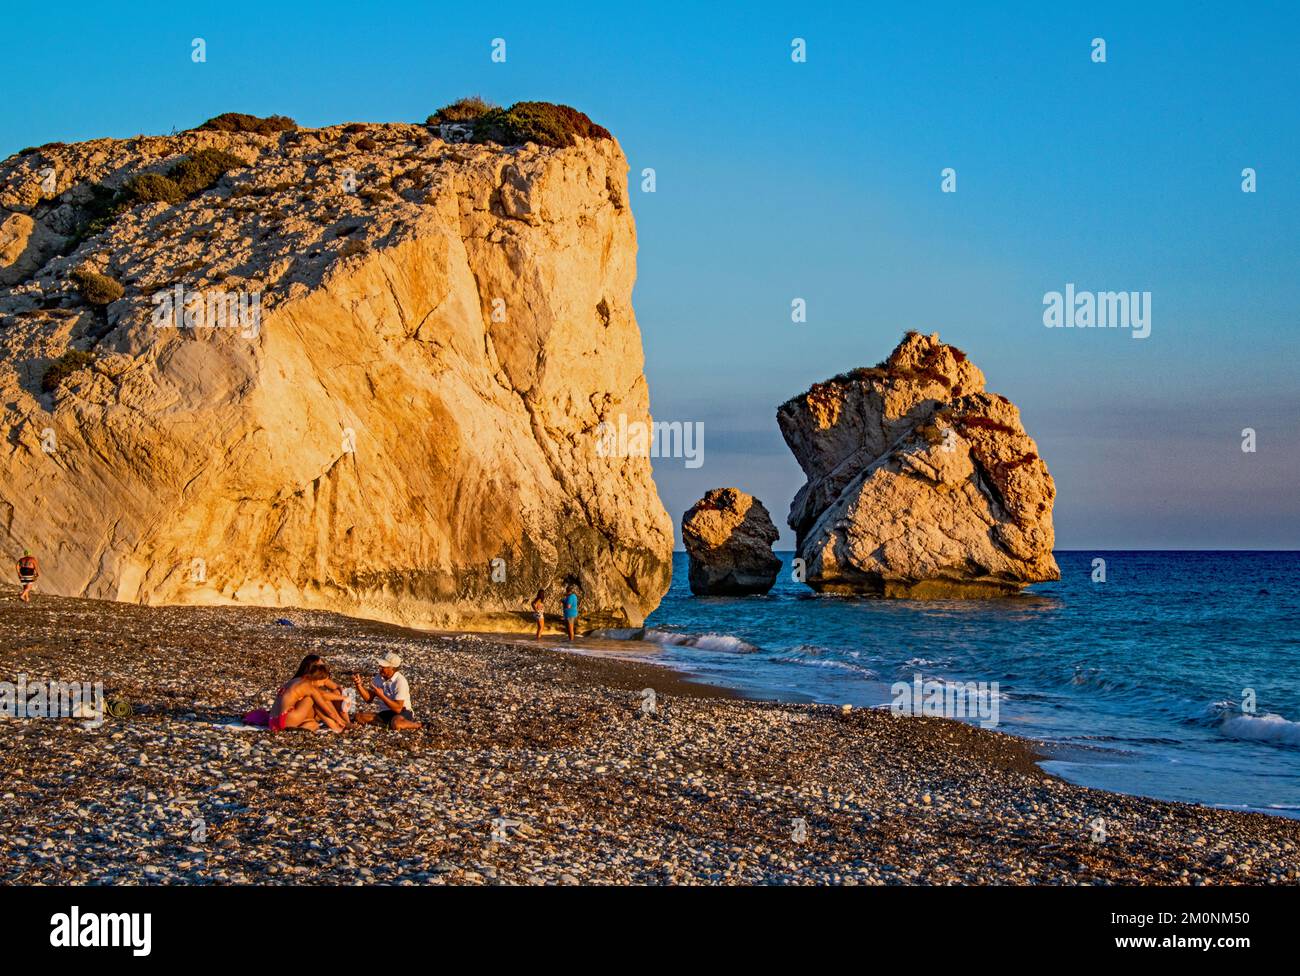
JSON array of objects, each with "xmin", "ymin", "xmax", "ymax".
[{"xmin": 4, "ymin": 1, "xmax": 1297, "ymax": 549}]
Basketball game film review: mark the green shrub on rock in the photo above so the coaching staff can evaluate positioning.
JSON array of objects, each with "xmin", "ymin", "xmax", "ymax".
[
  {"xmin": 70, "ymin": 268, "xmax": 124, "ymax": 306},
  {"xmin": 126, "ymin": 172, "xmax": 185, "ymax": 205},
  {"xmin": 426, "ymin": 96, "xmax": 497, "ymax": 126},
  {"xmin": 470, "ymin": 102, "xmax": 611, "ymax": 148},
  {"xmin": 168, "ymin": 148, "xmax": 247, "ymax": 196},
  {"xmin": 66, "ymin": 183, "xmax": 129, "ymax": 249},
  {"xmin": 426, "ymin": 99, "xmax": 610, "ymax": 148},
  {"xmin": 63, "ymin": 123, "xmax": 257, "ymax": 245},
  {"xmin": 195, "ymin": 113, "xmax": 297, "ymax": 136},
  {"xmin": 41, "ymin": 349, "xmax": 95, "ymax": 392}
]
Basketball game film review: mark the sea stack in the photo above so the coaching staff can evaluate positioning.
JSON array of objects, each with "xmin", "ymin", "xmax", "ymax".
[
  {"xmin": 681, "ymin": 488, "xmax": 782, "ymax": 595},
  {"xmin": 777, "ymin": 331, "xmax": 1059, "ymax": 597},
  {"xmin": 0, "ymin": 109, "xmax": 673, "ymax": 629}
]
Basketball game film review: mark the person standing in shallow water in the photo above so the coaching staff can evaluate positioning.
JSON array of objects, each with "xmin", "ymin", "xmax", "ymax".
[
  {"xmin": 563, "ymin": 584, "xmax": 580, "ymax": 640},
  {"xmin": 531, "ymin": 589, "xmax": 546, "ymax": 640},
  {"xmin": 17, "ymin": 550, "xmax": 38, "ymax": 602}
]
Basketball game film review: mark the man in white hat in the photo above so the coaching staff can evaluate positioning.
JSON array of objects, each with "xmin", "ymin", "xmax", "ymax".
[{"xmin": 352, "ymin": 652, "xmax": 421, "ymax": 730}]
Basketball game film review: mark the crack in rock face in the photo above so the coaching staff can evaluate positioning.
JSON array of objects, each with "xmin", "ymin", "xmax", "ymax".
[
  {"xmin": 0, "ymin": 121, "xmax": 672, "ymax": 629},
  {"xmin": 777, "ymin": 332, "xmax": 1059, "ymax": 598}
]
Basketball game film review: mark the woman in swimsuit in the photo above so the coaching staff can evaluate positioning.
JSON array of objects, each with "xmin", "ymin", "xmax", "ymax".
[
  {"xmin": 270, "ymin": 663, "xmax": 347, "ymax": 732},
  {"xmin": 294, "ymin": 655, "xmax": 343, "ymax": 693},
  {"xmin": 531, "ymin": 589, "xmax": 546, "ymax": 640},
  {"xmin": 17, "ymin": 550, "xmax": 38, "ymax": 603},
  {"xmin": 292, "ymin": 654, "xmax": 351, "ymax": 723}
]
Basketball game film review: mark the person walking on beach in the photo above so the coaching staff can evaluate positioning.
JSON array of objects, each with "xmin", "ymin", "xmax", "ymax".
[
  {"xmin": 562, "ymin": 583, "xmax": 580, "ymax": 640},
  {"xmin": 17, "ymin": 549, "xmax": 39, "ymax": 603},
  {"xmin": 352, "ymin": 652, "xmax": 421, "ymax": 730},
  {"xmin": 531, "ymin": 589, "xmax": 546, "ymax": 640}
]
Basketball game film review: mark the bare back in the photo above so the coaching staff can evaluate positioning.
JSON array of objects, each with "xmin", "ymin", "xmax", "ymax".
[{"xmin": 271, "ymin": 677, "xmax": 315, "ymax": 717}]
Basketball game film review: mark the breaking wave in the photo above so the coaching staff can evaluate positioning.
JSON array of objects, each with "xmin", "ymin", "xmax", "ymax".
[
  {"xmin": 594, "ymin": 627, "xmax": 760, "ymax": 654},
  {"xmin": 1218, "ymin": 712, "xmax": 1300, "ymax": 749}
]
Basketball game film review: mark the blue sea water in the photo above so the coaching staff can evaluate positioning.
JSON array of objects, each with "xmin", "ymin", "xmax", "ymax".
[{"xmin": 594, "ymin": 551, "xmax": 1300, "ymax": 817}]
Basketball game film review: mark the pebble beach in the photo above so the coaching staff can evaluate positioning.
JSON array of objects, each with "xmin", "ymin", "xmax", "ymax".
[{"xmin": 2, "ymin": 592, "xmax": 1298, "ymax": 886}]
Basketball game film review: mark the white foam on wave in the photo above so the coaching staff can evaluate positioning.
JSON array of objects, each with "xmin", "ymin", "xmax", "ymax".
[
  {"xmin": 1220, "ymin": 712, "xmax": 1300, "ymax": 748},
  {"xmin": 774, "ymin": 644, "xmax": 878, "ymax": 677},
  {"xmin": 902, "ymin": 673, "xmax": 1012, "ymax": 701},
  {"xmin": 902, "ymin": 657, "xmax": 956, "ymax": 671},
  {"xmin": 592, "ymin": 627, "xmax": 761, "ymax": 653},
  {"xmin": 640, "ymin": 629, "xmax": 759, "ymax": 654}
]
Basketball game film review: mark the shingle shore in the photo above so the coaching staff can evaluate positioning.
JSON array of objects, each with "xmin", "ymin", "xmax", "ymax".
[{"xmin": 1, "ymin": 594, "xmax": 1296, "ymax": 885}]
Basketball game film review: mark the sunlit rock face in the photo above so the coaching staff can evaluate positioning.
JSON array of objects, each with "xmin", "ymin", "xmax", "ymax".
[
  {"xmin": 0, "ymin": 121, "xmax": 673, "ymax": 629},
  {"xmin": 682, "ymin": 488, "xmax": 781, "ymax": 596},
  {"xmin": 777, "ymin": 332, "xmax": 1059, "ymax": 598}
]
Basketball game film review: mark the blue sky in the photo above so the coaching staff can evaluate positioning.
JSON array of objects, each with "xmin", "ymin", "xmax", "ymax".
[{"xmin": 4, "ymin": 1, "xmax": 1297, "ymax": 548}]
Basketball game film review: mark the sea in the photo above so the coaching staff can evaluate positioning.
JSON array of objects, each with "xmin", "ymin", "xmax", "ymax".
[{"xmin": 588, "ymin": 551, "xmax": 1300, "ymax": 817}]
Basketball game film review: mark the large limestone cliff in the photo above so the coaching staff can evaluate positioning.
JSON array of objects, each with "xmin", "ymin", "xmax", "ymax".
[
  {"xmin": 777, "ymin": 332, "xmax": 1059, "ymax": 597},
  {"xmin": 0, "ymin": 118, "xmax": 673, "ymax": 629}
]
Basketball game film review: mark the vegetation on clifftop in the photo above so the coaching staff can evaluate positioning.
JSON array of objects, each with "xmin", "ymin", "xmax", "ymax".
[
  {"xmin": 68, "ymin": 149, "xmax": 248, "ymax": 250},
  {"xmin": 166, "ymin": 148, "xmax": 248, "ymax": 196},
  {"xmin": 125, "ymin": 172, "xmax": 185, "ymax": 205},
  {"xmin": 427, "ymin": 98, "xmax": 611, "ymax": 148},
  {"xmin": 427, "ymin": 96, "xmax": 497, "ymax": 125},
  {"xmin": 194, "ymin": 113, "xmax": 297, "ymax": 136}
]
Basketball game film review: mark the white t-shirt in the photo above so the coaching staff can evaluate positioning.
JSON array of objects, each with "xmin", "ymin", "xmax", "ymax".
[{"xmin": 373, "ymin": 672, "xmax": 414, "ymax": 716}]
